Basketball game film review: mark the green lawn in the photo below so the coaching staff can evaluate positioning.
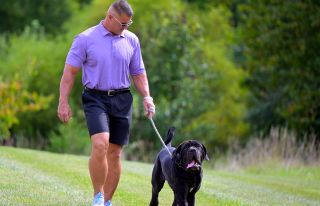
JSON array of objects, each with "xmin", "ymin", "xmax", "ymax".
[{"xmin": 1, "ymin": 146, "xmax": 320, "ymax": 206}]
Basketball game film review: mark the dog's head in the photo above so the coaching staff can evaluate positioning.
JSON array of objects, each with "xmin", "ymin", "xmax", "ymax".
[{"xmin": 172, "ymin": 140, "xmax": 209, "ymax": 173}]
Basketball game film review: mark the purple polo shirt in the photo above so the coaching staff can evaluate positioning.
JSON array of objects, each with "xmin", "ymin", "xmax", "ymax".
[{"xmin": 65, "ymin": 21, "xmax": 145, "ymax": 90}]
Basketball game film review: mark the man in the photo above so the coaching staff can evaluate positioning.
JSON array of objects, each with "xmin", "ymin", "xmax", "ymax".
[{"xmin": 57, "ymin": 1, "xmax": 155, "ymax": 206}]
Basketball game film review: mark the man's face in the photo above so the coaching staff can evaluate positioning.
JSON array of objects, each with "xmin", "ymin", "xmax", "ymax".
[{"xmin": 109, "ymin": 13, "xmax": 133, "ymax": 35}]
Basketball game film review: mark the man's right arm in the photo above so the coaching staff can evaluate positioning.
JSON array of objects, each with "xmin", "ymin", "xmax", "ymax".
[{"xmin": 57, "ymin": 64, "xmax": 80, "ymax": 123}]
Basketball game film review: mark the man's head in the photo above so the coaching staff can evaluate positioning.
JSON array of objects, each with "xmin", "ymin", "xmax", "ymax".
[{"xmin": 104, "ymin": 0, "xmax": 134, "ymax": 35}]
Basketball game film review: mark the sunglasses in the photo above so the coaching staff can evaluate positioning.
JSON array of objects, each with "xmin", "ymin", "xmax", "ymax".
[{"xmin": 111, "ymin": 14, "xmax": 133, "ymax": 27}]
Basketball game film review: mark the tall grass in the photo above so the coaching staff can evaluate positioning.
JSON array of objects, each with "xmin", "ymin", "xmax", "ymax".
[{"xmin": 217, "ymin": 128, "xmax": 320, "ymax": 170}]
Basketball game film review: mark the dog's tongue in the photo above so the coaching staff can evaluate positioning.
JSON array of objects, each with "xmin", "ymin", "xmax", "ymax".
[{"xmin": 187, "ymin": 160, "xmax": 196, "ymax": 169}]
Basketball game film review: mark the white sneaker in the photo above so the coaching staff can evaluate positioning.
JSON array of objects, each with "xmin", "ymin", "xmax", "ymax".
[
  {"xmin": 105, "ymin": 200, "xmax": 112, "ymax": 206},
  {"xmin": 92, "ymin": 192, "xmax": 104, "ymax": 206}
]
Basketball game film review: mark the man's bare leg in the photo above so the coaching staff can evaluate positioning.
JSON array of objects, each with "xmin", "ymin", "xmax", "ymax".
[
  {"xmin": 104, "ymin": 143, "xmax": 123, "ymax": 201},
  {"xmin": 89, "ymin": 132, "xmax": 109, "ymax": 195}
]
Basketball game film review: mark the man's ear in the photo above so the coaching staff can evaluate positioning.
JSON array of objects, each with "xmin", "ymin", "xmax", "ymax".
[{"xmin": 107, "ymin": 13, "xmax": 113, "ymax": 20}]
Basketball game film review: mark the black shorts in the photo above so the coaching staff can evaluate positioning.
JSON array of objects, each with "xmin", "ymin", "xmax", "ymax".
[{"xmin": 81, "ymin": 89, "xmax": 133, "ymax": 145}]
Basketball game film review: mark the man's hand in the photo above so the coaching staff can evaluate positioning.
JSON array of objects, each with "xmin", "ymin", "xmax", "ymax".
[
  {"xmin": 143, "ymin": 96, "xmax": 155, "ymax": 118},
  {"xmin": 57, "ymin": 101, "xmax": 72, "ymax": 123}
]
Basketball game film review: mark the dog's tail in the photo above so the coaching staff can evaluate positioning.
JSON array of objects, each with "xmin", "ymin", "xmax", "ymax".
[{"xmin": 164, "ymin": 127, "xmax": 175, "ymax": 146}]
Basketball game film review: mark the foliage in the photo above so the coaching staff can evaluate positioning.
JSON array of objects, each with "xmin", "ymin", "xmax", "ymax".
[
  {"xmin": 237, "ymin": 1, "xmax": 320, "ymax": 139},
  {"xmin": 182, "ymin": 0, "xmax": 214, "ymax": 9},
  {"xmin": 0, "ymin": 0, "xmax": 92, "ymax": 35},
  {"xmin": 130, "ymin": 0, "xmax": 248, "ymax": 152},
  {"xmin": 0, "ymin": 81, "xmax": 52, "ymax": 140},
  {"xmin": 217, "ymin": 127, "xmax": 320, "ymax": 170},
  {"xmin": 0, "ymin": 0, "xmax": 110, "ymax": 149},
  {"xmin": 0, "ymin": 0, "xmax": 248, "ymax": 154},
  {"xmin": 0, "ymin": 21, "xmax": 67, "ymax": 145},
  {"xmin": 0, "ymin": 0, "xmax": 71, "ymax": 35},
  {"xmin": 48, "ymin": 117, "xmax": 91, "ymax": 155}
]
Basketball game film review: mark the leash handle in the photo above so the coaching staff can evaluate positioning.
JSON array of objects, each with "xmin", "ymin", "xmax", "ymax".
[{"xmin": 148, "ymin": 117, "xmax": 172, "ymax": 157}]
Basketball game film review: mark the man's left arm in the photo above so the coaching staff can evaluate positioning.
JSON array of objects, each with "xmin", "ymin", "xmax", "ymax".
[{"xmin": 132, "ymin": 72, "xmax": 155, "ymax": 118}]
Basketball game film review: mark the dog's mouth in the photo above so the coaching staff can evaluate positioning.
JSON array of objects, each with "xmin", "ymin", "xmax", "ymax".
[{"xmin": 186, "ymin": 160, "xmax": 201, "ymax": 170}]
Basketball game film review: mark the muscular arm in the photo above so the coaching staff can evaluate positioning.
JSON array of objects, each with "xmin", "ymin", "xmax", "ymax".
[
  {"xmin": 57, "ymin": 64, "xmax": 80, "ymax": 123},
  {"xmin": 131, "ymin": 72, "xmax": 150, "ymax": 97},
  {"xmin": 132, "ymin": 72, "xmax": 155, "ymax": 117}
]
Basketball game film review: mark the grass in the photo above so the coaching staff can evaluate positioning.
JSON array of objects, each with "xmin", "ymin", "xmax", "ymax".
[
  {"xmin": 1, "ymin": 146, "xmax": 320, "ymax": 205},
  {"xmin": 220, "ymin": 128, "xmax": 320, "ymax": 171}
]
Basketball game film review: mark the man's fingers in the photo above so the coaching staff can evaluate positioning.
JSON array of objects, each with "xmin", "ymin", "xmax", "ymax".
[
  {"xmin": 59, "ymin": 114, "xmax": 67, "ymax": 123},
  {"xmin": 57, "ymin": 103, "xmax": 72, "ymax": 123},
  {"xmin": 143, "ymin": 99, "xmax": 155, "ymax": 118},
  {"xmin": 147, "ymin": 106, "xmax": 155, "ymax": 118},
  {"xmin": 57, "ymin": 111, "xmax": 71, "ymax": 123},
  {"xmin": 148, "ymin": 106, "xmax": 155, "ymax": 113}
]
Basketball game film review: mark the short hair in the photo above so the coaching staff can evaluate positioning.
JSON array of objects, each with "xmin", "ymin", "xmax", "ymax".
[{"xmin": 110, "ymin": 0, "xmax": 133, "ymax": 17}]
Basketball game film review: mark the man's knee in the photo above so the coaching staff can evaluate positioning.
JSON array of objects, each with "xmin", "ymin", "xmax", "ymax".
[
  {"xmin": 108, "ymin": 143, "xmax": 123, "ymax": 160},
  {"xmin": 91, "ymin": 133, "xmax": 109, "ymax": 158},
  {"xmin": 109, "ymin": 151, "xmax": 122, "ymax": 160}
]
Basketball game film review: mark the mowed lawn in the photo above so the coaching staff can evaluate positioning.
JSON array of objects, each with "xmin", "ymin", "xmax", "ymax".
[{"xmin": 0, "ymin": 146, "xmax": 320, "ymax": 206}]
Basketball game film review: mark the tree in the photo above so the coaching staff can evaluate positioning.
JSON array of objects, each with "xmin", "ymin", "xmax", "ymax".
[
  {"xmin": 239, "ymin": 0, "xmax": 320, "ymax": 139},
  {"xmin": 0, "ymin": 0, "xmax": 92, "ymax": 35},
  {"xmin": 130, "ymin": 0, "xmax": 248, "ymax": 151}
]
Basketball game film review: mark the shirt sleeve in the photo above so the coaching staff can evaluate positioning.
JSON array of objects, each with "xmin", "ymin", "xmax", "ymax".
[
  {"xmin": 129, "ymin": 37, "xmax": 145, "ymax": 76},
  {"xmin": 65, "ymin": 34, "xmax": 86, "ymax": 69}
]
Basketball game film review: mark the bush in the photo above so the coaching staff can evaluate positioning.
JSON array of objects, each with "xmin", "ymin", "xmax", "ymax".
[
  {"xmin": 48, "ymin": 118, "xmax": 91, "ymax": 155},
  {"xmin": 216, "ymin": 128, "xmax": 320, "ymax": 170},
  {"xmin": 0, "ymin": 80, "xmax": 53, "ymax": 141}
]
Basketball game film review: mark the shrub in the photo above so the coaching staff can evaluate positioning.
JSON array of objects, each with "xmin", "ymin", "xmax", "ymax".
[{"xmin": 217, "ymin": 127, "xmax": 320, "ymax": 170}]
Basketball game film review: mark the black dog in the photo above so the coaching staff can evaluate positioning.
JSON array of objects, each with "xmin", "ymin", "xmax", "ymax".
[{"xmin": 150, "ymin": 127, "xmax": 209, "ymax": 206}]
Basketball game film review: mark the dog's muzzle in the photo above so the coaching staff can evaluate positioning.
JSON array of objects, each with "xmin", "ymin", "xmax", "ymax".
[{"xmin": 185, "ymin": 148, "xmax": 202, "ymax": 172}]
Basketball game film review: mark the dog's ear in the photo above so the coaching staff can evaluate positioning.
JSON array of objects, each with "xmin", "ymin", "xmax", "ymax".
[
  {"xmin": 202, "ymin": 144, "xmax": 209, "ymax": 161},
  {"xmin": 172, "ymin": 142, "xmax": 182, "ymax": 161},
  {"xmin": 165, "ymin": 127, "xmax": 175, "ymax": 145}
]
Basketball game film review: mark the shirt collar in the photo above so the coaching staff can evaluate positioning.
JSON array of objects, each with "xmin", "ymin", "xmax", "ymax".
[{"xmin": 98, "ymin": 20, "xmax": 125, "ymax": 38}]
